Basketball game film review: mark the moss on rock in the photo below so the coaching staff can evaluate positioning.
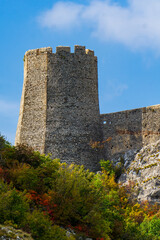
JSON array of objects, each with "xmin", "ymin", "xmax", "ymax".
[{"xmin": 0, "ymin": 224, "xmax": 33, "ymax": 240}]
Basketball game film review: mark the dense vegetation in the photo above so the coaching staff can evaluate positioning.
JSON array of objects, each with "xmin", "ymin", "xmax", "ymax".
[{"xmin": 0, "ymin": 135, "xmax": 160, "ymax": 240}]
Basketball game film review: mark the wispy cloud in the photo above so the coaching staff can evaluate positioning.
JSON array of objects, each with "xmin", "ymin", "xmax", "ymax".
[
  {"xmin": 38, "ymin": 0, "xmax": 160, "ymax": 51},
  {"xmin": 0, "ymin": 99, "xmax": 19, "ymax": 116},
  {"xmin": 101, "ymin": 80, "xmax": 128, "ymax": 101}
]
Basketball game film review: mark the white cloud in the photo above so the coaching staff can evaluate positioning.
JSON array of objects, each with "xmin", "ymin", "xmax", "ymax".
[
  {"xmin": 38, "ymin": 2, "xmax": 84, "ymax": 30},
  {"xmin": 38, "ymin": 0, "xmax": 160, "ymax": 50}
]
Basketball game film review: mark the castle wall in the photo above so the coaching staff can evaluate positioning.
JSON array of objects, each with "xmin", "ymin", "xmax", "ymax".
[
  {"xmin": 15, "ymin": 46, "xmax": 103, "ymax": 171},
  {"xmin": 15, "ymin": 47, "xmax": 52, "ymax": 153},
  {"xmin": 45, "ymin": 46, "xmax": 103, "ymax": 171},
  {"xmin": 101, "ymin": 105, "xmax": 160, "ymax": 162},
  {"xmin": 16, "ymin": 45, "xmax": 160, "ymax": 171}
]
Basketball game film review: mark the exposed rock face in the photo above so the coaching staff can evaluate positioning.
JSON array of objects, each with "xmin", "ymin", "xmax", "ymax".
[
  {"xmin": 119, "ymin": 140, "xmax": 160, "ymax": 203},
  {"xmin": 0, "ymin": 225, "xmax": 33, "ymax": 240}
]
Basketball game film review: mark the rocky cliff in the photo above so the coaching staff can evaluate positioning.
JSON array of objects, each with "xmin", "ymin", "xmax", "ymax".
[{"xmin": 119, "ymin": 139, "xmax": 160, "ymax": 203}]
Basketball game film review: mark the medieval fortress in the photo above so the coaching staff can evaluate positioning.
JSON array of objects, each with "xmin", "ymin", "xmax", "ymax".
[{"xmin": 15, "ymin": 45, "xmax": 160, "ymax": 172}]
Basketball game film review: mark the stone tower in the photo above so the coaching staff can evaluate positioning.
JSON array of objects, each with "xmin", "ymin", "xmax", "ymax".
[{"xmin": 15, "ymin": 45, "xmax": 103, "ymax": 171}]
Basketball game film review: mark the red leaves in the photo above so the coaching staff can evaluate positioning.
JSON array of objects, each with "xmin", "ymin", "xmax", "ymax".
[
  {"xmin": 0, "ymin": 167, "xmax": 4, "ymax": 180},
  {"xmin": 67, "ymin": 224, "xmax": 90, "ymax": 237},
  {"xmin": 26, "ymin": 190, "xmax": 57, "ymax": 222},
  {"xmin": 0, "ymin": 167, "xmax": 8, "ymax": 182}
]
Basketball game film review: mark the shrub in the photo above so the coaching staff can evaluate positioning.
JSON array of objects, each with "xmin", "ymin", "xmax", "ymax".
[
  {"xmin": 7, "ymin": 158, "xmax": 60, "ymax": 193},
  {"xmin": 140, "ymin": 216, "xmax": 160, "ymax": 239},
  {"xmin": 0, "ymin": 134, "xmax": 10, "ymax": 150},
  {"xmin": 1, "ymin": 136, "xmax": 160, "ymax": 239},
  {"xmin": 42, "ymin": 163, "xmax": 111, "ymax": 239},
  {"xmin": 0, "ymin": 179, "xmax": 10, "ymax": 194},
  {"xmin": 0, "ymin": 189, "xmax": 29, "ymax": 226},
  {"xmin": 24, "ymin": 210, "xmax": 75, "ymax": 240},
  {"xmin": 100, "ymin": 159, "xmax": 124, "ymax": 180},
  {"xmin": 0, "ymin": 143, "xmax": 57, "ymax": 170}
]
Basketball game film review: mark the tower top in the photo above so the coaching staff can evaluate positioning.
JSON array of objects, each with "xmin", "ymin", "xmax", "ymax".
[{"xmin": 25, "ymin": 45, "xmax": 95, "ymax": 57}]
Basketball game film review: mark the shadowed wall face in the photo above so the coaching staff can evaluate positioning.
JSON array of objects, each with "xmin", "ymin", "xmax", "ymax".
[{"xmin": 45, "ymin": 46, "xmax": 103, "ymax": 171}]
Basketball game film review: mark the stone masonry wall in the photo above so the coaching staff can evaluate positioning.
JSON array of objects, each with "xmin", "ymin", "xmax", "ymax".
[
  {"xmin": 15, "ymin": 45, "xmax": 160, "ymax": 172},
  {"xmin": 15, "ymin": 47, "xmax": 52, "ymax": 153},
  {"xmin": 45, "ymin": 46, "xmax": 103, "ymax": 171},
  {"xmin": 101, "ymin": 104, "xmax": 160, "ymax": 162},
  {"xmin": 15, "ymin": 46, "xmax": 103, "ymax": 171}
]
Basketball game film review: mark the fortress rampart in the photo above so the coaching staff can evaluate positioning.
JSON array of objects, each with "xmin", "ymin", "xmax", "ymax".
[
  {"xmin": 15, "ymin": 45, "xmax": 160, "ymax": 171},
  {"xmin": 101, "ymin": 104, "xmax": 160, "ymax": 162}
]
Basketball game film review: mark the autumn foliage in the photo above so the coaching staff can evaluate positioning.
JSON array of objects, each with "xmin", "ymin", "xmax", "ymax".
[{"xmin": 0, "ymin": 135, "xmax": 160, "ymax": 239}]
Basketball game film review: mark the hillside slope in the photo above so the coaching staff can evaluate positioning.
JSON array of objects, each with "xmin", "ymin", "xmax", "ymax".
[{"xmin": 119, "ymin": 140, "xmax": 160, "ymax": 203}]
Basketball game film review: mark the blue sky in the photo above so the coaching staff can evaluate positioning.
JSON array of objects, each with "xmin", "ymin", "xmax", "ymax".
[{"xmin": 1, "ymin": 0, "xmax": 160, "ymax": 144}]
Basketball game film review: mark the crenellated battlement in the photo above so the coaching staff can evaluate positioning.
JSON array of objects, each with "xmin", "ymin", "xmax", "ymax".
[
  {"xmin": 56, "ymin": 46, "xmax": 71, "ymax": 53},
  {"xmin": 85, "ymin": 49, "xmax": 94, "ymax": 56},
  {"xmin": 74, "ymin": 45, "xmax": 85, "ymax": 54},
  {"xmin": 25, "ymin": 45, "xmax": 95, "ymax": 57},
  {"xmin": 25, "ymin": 47, "xmax": 53, "ymax": 56}
]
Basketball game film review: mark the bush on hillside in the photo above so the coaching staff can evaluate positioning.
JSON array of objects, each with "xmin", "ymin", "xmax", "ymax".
[
  {"xmin": 0, "ymin": 188, "xmax": 29, "ymax": 226},
  {"xmin": 0, "ymin": 134, "xmax": 160, "ymax": 239},
  {"xmin": 24, "ymin": 210, "xmax": 75, "ymax": 240}
]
